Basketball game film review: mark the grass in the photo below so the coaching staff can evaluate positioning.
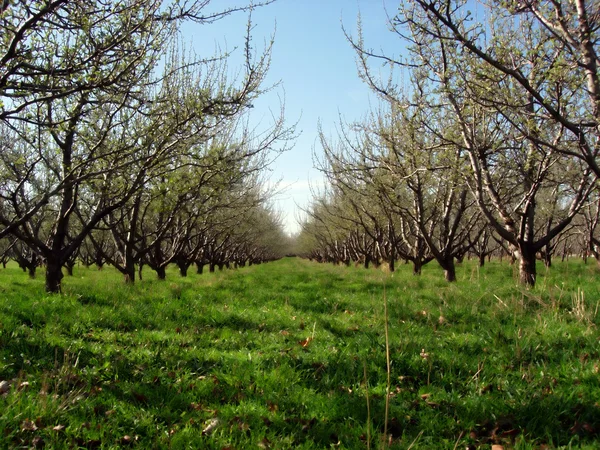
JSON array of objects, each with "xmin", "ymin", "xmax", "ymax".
[{"xmin": 0, "ymin": 257, "xmax": 599, "ymax": 449}]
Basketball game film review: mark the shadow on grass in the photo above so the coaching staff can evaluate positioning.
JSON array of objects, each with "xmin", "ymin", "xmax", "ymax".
[{"xmin": 458, "ymin": 392, "xmax": 600, "ymax": 447}]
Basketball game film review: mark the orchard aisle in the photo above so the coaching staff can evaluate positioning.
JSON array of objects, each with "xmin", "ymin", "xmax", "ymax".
[{"xmin": 0, "ymin": 258, "xmax": 598, "ymax": 448}]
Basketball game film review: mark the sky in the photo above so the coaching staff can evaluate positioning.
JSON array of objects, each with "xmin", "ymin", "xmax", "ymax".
[{"xmin": 187, "ymin": 0, "xmax": 401, "ymax": 234}]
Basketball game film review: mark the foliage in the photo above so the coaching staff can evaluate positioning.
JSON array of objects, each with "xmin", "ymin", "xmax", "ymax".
[
  {"xmin": 0, "ymin": 0, "xmax": 293, "ymax": 292},
  {"xmin": 302, "ymin": 0, "xmax": 600, "ymax": 287}
]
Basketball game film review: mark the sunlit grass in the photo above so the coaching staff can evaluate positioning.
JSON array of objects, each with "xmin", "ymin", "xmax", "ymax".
[{"xmin": 0, "ymin": 258, "xmax": 599, "ymax": 448}]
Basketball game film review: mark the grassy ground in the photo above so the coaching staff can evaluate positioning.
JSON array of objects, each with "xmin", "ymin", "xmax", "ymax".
[{"xmin": 0, "ymin": 257, "xmax": 599, "ymax": 449}]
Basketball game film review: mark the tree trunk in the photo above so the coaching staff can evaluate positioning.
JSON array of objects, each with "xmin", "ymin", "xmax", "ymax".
[
  {"xmin": 388, "ymin": 257, "xmax": 395, "ymax": 272},
  {"xmin": 45, "ymin": 259, "xmax": 64, "ymax": 293},
  {"xmin": 479, "ymin": 253, "xmax": 485, "ymax": 267},
  {"xmin": 518, "ymin": 247, "xmax": 537, "ymax": 287},
  {"xmin": 178, "ymin": 261, "xmax": 189, "ymax": 277},
  {"xmin": 561, "ymin": 241, "xmax": 569, "ymax": 262},
  {"xmin": 196, "ymin": 262, "xmax": 204, "ymax": 274},
  {"xmin": 444, "ymin": 267, "xmax": 456, "ymax": 282},
  {"xmin": 123, "ymin": 266, "xmax": 135, "ymax": 284},
  {"xmin": 122, "ymin": 255, "xmax": 136, "ymax": 284},
  {"xmin": 45, "ymin": 128, "xmax": 76, "ymax": 294},
  {"xmin": 209, "ymin": 263, "xmax": 216, "ymax": 273},
  {"xmin": 95, "ymin": 251, "xmax": 104, "ymax": 270},
  {"xmin": 28, "ymin": 265, "xmax": 36, "ymax": 279},
  {"xmin": 441, "ymin": 258, "xmax": 457, "ymax": 282},
  {"xmin": 156, "ymin": 266, "xmax": 166, "ymax": 280},
  {"xmin": 117, "ymin": 192, "xmax": 141, "ymax": 284},
  {"xmin": 413, "ymin": 259, "xmax": 422, "ymax": 276},
  {"xmin": 543, "ymin": 251, "xmax": 552, "ymax": 268}
]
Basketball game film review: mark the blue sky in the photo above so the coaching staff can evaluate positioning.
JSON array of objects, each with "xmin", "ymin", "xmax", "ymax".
[{"xmin": 188, "ymin": 0, "xmax": 400, "ymax": 234}]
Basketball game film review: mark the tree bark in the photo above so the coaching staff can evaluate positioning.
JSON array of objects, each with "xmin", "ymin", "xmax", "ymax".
[
  {"xmin": 123, "ymin": 197, "xmax": 141, "ymax": 284},
  {"xmin": 441, "ymin": 257, "xmax": 457, "ymax": 282},
  {"xmin": 124, "ymin": 260, "xmax": 135, "ymax": 284},
  {"xmin": 518, "ymin": 247, "xmax": 537, "ymax": 286},
  {"xmin": 45, "ymin": 258, "xmax": 64, "ymax": 293},
  {"xmin": 156, "ymin": 266, "xmax": 166, "ymax": 280},
  {"xmin": 178, "ymin": 261, "xmax": 189, "ymax": 277},
  {"xmin": 543, "ymin": 251, "xmax": 552, "ymax": 268},
  {"xmin": 413, "ymin": 259, "xmax": 422, "ymax": 276}
]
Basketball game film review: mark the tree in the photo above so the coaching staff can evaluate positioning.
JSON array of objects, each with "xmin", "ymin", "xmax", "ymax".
[
  {"xmin": 296, "ymin": 189, "xmax": 357, "ymax": 265},
  {"xmin": 581, "ymin": 186, "xmax": 600, "ymax": 265},
  {"xmin": 400, "ymin": 0, "xmax": 600, "ymax": 178},
  {"xmin": 346, "ymin": 0, "xmax": 596, "ymax": 285},
  {"xmin": 0, "ymin": 0, "xmax": 284, "ymax": 292},
  {"xmin": 316, "ymin": 97, "xmax": 480, "ymax": 281}
]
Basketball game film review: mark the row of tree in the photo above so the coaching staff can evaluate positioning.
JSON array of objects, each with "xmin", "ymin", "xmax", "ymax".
[
  {"xmin": 1, "ymin": 195, "xmax": 291, "ymax": 280},
  {"xmin": 0, "ymin": 0, "xmax": 293, "ymax": 292},
  {"xmin": 297, "ymin": 0, "xmax": 600, "ymax": 286},
  {"xmin": 297, "ymin": 177, "xmax": 600, "ymax": 279}
]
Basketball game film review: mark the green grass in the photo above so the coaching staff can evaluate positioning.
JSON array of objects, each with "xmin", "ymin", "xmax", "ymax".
[{"xmin": 0, "ymin": 258, "xmax": 599, "ymax": 449}]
